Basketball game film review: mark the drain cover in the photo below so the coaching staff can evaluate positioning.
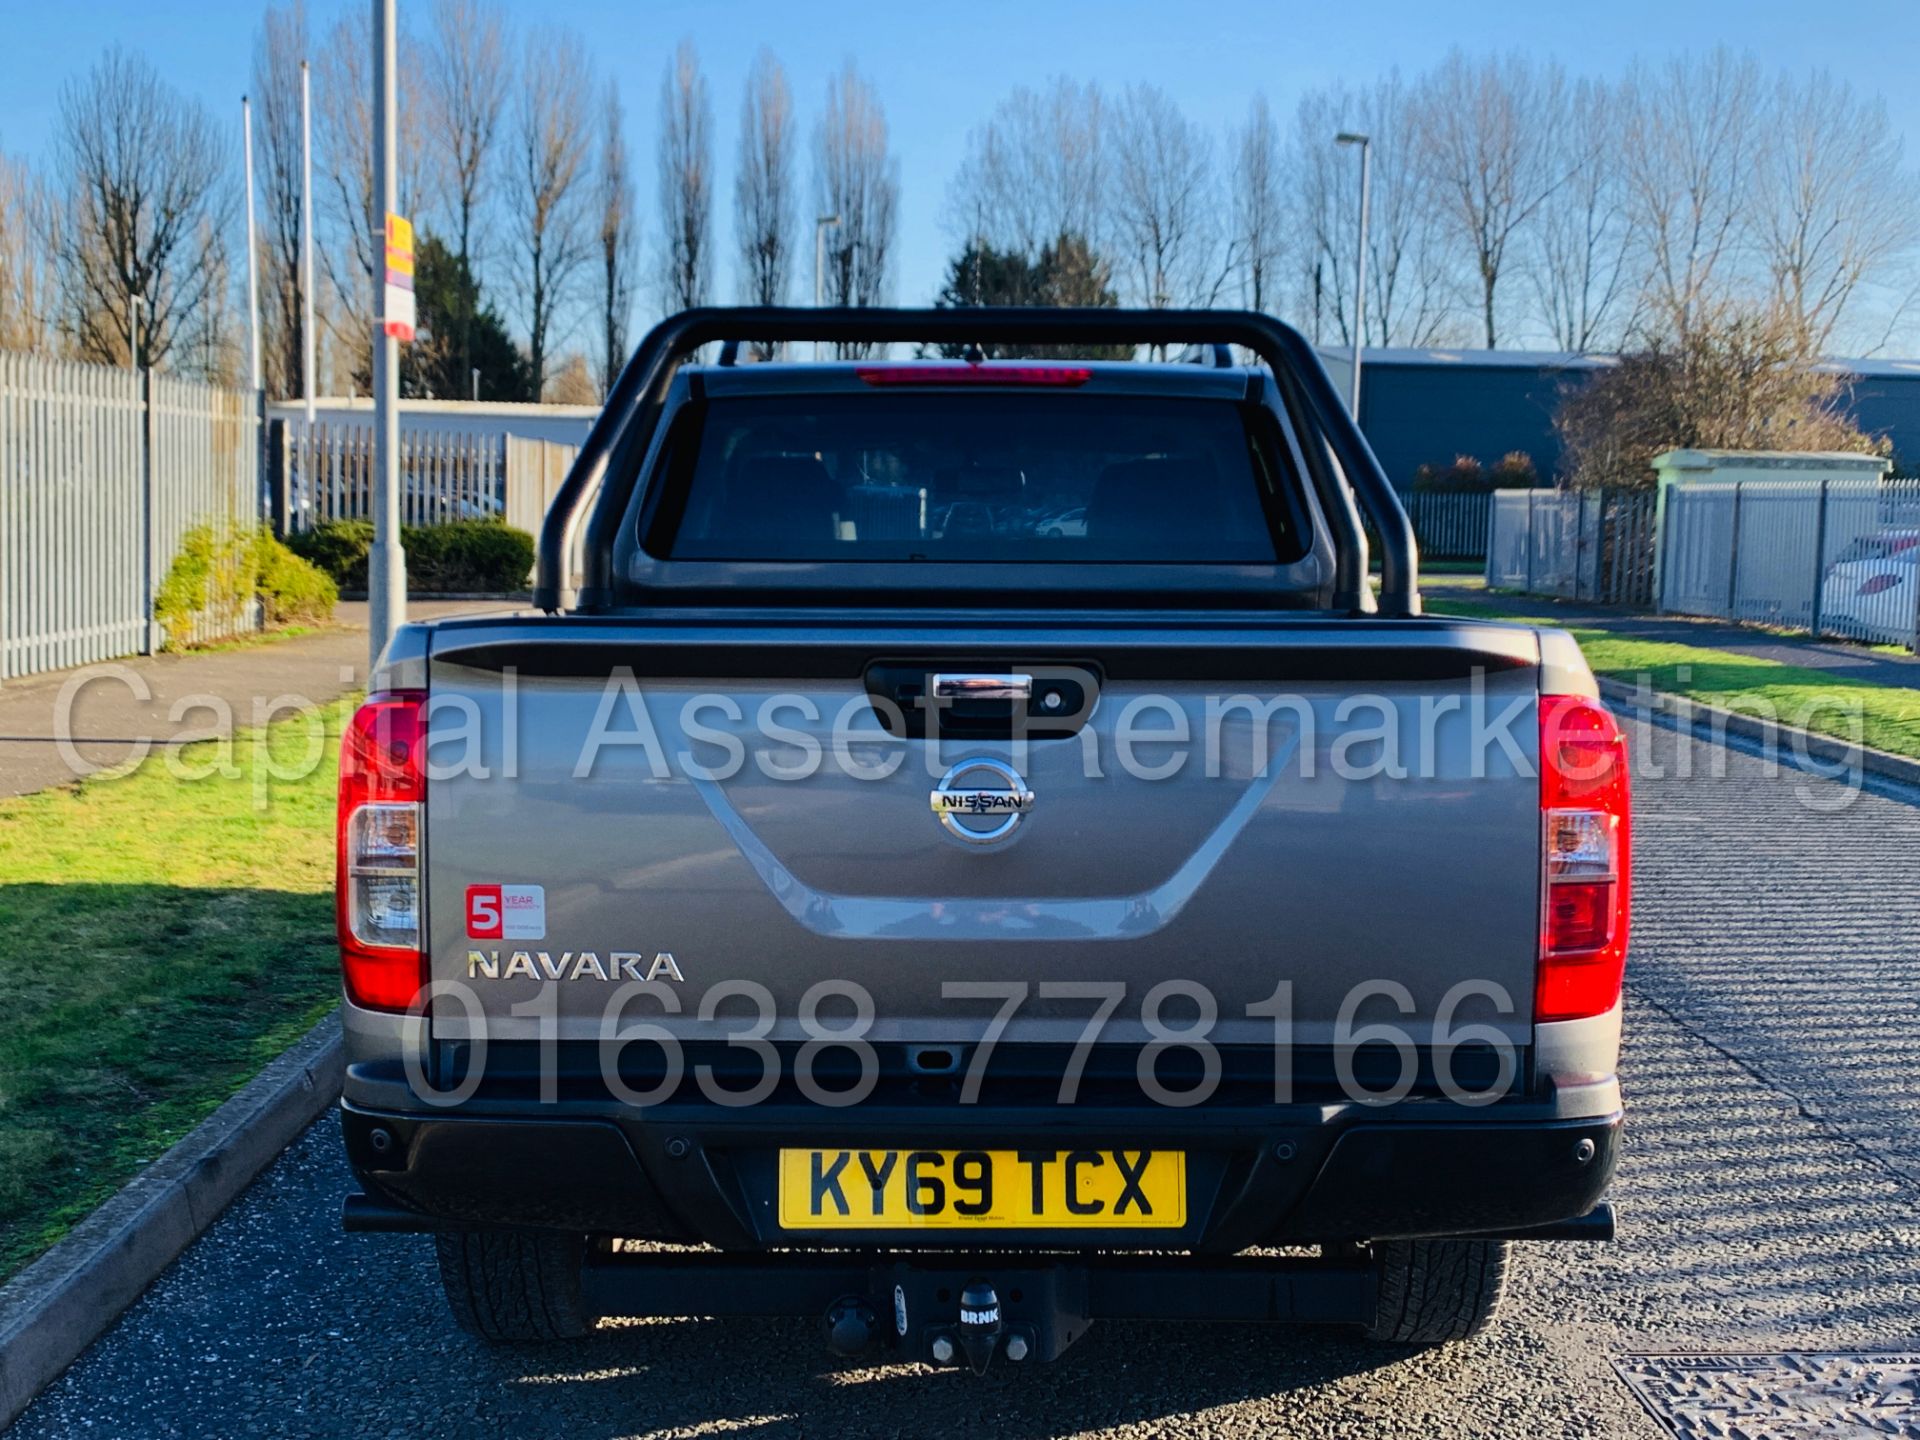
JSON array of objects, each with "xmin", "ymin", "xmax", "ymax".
[{"xmin": 1615, "ymin": 1352, "xmax": 1920, "ymax": 1437}]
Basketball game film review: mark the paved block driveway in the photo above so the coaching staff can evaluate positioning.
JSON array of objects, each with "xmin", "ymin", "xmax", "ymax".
[{"xmin": 15, "ymin": 712, "xmax": 1920, "ymax": 1439}]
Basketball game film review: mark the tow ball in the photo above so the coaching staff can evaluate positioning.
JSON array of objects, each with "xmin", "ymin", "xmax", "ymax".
[
  {"xmin": 958, "ymin": 1278, "xmax": 1003, "ymax": 1373},
  {"xmin": 826, "ymin": 1276, "xmax": 1040, "ymax": 1374},
  {"xmin": 924, "ymin": 1279, "xmax": 1040, "ymax": 1374}
]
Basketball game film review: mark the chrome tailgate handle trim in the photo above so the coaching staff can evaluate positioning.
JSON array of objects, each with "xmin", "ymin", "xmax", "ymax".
[{"xmin": 931, "ymin": 673, "xmax": 1033, "ymax": 701}]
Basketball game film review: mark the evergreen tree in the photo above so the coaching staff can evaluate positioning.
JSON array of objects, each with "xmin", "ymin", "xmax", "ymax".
[
  {"xmin": 403, "ymin": 232, "xmax": 535, "ymax": 401},
  {"xmin": 931, "ymin": 230, "xmax": 1129, "ymax": 360}
]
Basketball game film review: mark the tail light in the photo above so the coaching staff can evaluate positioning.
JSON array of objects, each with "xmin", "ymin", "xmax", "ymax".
[
  {"xmin": 855, "ymin": 364, "xmax": 1092, "ymax": 387},
  {"xmin": 1537, "ymin": 694, "xmax": 1631, "ymax": 1022},
  {"xmin": 338, "ymin": 691, "xmax": 426, "ymax": 1011}
]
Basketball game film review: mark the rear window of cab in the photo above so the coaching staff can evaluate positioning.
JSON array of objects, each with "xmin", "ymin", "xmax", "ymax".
[{"xmin": 641, "ymin": 390, "xmax": 1309, "ymax": 564}]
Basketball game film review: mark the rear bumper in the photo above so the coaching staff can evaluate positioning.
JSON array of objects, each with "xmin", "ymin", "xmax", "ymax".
[{"xmin": 340, "ymin": 1090, "xmax": 1621, "ymax": 1250}]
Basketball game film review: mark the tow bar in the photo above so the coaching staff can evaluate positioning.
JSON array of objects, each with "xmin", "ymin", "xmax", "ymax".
[{"xmin": 574, "ymin": 1250, "xmax": 1380, "ymax": 1369}]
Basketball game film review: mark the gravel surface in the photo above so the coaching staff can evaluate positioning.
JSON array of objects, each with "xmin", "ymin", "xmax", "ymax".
[{"xmin": 13, "ymin": 713, "xmax": 1920, "ymax": 1439}]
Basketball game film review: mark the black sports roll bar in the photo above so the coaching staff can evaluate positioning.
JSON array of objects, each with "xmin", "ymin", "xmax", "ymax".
[{"xmin": 533, "ymin": 307, "xmax": 1418, "ymax": 617}]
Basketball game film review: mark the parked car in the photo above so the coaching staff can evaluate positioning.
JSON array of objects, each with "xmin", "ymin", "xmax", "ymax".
[
  {"xmin": 1820, "ymin": 530, "xmax": 1919, "ymax": 644},
  {"xmin": 1037, "ymin": 504, "xmax": 1088, "ymax": 537},
  {"xmin": 336, "ymin": 309, "xmax": 1627, "ymax": 1371}
]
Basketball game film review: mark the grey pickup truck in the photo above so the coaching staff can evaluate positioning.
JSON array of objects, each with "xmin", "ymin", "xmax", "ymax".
[{"xmin": 337, "ymin": 309, "xmax": 1629, "ymax": 1372}]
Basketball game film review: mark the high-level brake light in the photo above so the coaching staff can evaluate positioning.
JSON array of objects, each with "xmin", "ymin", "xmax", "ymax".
[
  {"xmin": 338, "ymin": 691, "xmax": 426, "ymax": 1012},
  {"xmin": 1537, "ymin": 694, "xmax": 1631, "ymax": 1023}
]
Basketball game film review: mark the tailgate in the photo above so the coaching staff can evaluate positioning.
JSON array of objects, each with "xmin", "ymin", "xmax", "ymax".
[{"xmin": 422, "ymin": 619, "xmax": 1542, "ymax": 1053}]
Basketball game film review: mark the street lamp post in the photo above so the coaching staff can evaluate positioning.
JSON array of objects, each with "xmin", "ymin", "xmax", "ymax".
[
  {"xmin": 813, "ymin": 214, "xmax": 840, "ymax": 360},
  {"xmin": 367, "ymin": 0, "xmax": 405, "ymax": 676},
  {"xmin": 242, "ymin": 97, "xmax": 262, "ymax": 393},
  {"xmin": 1335, "ymin": 132, "xmax": 1371, "ymax": 422},
  {"xmin": 301, "ymin": 60, "xmax": 317, "ymax": 426}
]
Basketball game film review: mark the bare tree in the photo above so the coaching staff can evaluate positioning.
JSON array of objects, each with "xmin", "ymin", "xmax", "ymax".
[
  {"xmin": 1754, "ymin": 68, "xmax": 1920, "ymax": 351},
  {"xmin": 1557, "ymin": 301, "xmax": 1885, "ymax": 490},
  {"xmin": 544, "ymin": 350, "xmax": 597, "ymax": 405},
  {"xmin": 423, "ymin": 0, "xmax": 507, "ymax": 268},
  {"xmin": 422, "ymin": 0, "xmax": 509, "ymax": 385},
  {"xmin": 1417, "ymin": 51, "xmax": 1566, "ymax": 348},
  {"xmin": 0, "ymin": 147, "xmax": 53, "ymax": 351},
  {"xmin": 1528, "ymin": 76, "xmax": 1636, "ymax": 351},
  {"xmin": 596, "ymin": 78, "xmax": 637, "ymax": 392},
  {"xmin": 734, "ymin": 47, "xmax": 794, "ymax": 334},
  {"xmin": 946, "ymin": 78, "xmax": 1106, "ymax": 261},
  {"xmin": 250, "ymin": 2, "xmax": 308, "ymax": 398},
  {"xmin": 1108, "ymin": 83, "xmax": 1230, "ymax": 313},
  {"xmin": 313, "ymin": 7, "xmax": 428, "ymax": 387},
  {"xmin": 655, "ymin": 39, "xmax": 713, "ymax": 313},
  {"xmin": 512, "ymin": 27, "xmax": 593, "ymax": 397},
  {"xmin": 1230, "ymin": 93, "xmax": 1285, "ymax": 311},
  {"xmin": 1291, "ymin": 76, "xmax": 1457, "ymax": 348},
  {"xmin": 51, "ymin": 47, "xmax": 234, "ymax": 373},
  {"xmin": 1619, "ymin": 49, "xmax": 1761, "ymax": 342},
  {"xmin": 815, "ymin": 60, "xmax": 898, "ymax": 354}
]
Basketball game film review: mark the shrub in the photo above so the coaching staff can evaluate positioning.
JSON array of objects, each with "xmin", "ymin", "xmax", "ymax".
[
  {"xmin": 1413, "ymin": 452, "xmax": 1540, "ymax": 492},
  {"xmin": 1489, "ymin": 452, "xmax": 1539, "ymax": 488},
  {"xmin": 401, "ymin": 520, "xmax": 534, "ymax": 592},
  {"xmin": 154, "ymin": 524, "xmax": 337, "ymax": 649},
  {"xmin": 286, "ymin": 519, "xmax": 374, "ymax": 590},
  {"xmin": 289, "ymin": 517, "xmax": 533, "ymax": 594},
  {"xmin": 155, "ymin": 525, "xmax": 250, "ymax": 644},
  {"xmin": 253, "ymin": 529, "xmax": 338, "ymax": 626}
]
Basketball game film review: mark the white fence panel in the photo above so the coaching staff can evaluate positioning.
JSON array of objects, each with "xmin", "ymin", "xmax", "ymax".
[
  {"xmin": 505, "ymin": 436, "xmax": 585, "ymax": 586},
  {"xmin": 1, "ymin": 353, "xmax": 146, "ymax": 678},
  {"xmin": 1660, "ymin": 484, "xmax": 1739, "ymax": 620},
  {"xmin": 1484, "ymin": 487, "xmax": 1657, "ymax": 606},
  {"xmin": 0, "ymin": 352, "xmax": 263, "ymax": 682},
  {"xmin": 1486, "ymin": 491, "xmax": 1532, "ymax": 589}
]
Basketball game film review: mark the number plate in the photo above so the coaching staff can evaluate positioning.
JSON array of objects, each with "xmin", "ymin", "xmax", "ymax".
[{"xmin": 776, "ymin": 1148, "xmax": 1185, "ymax": 1230}]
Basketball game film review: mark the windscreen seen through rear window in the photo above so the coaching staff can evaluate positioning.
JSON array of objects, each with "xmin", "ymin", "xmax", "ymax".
[{"xmin": 656, "ymin": 392, "xmax": 1299, "ymax": 563}]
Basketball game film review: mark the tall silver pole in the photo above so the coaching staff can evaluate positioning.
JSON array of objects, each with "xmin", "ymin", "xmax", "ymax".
[
  {"xmin": 1335, "ymin": 132, "xmax": 1372, "ymax": 421},
  {"xmin": 301, "ymin": 61, "xmax": 317, "ymax": 425},
  {"xmin": 812, "ymin": 214, "xmax": 839, "ymax": 361},
  {"xmin": 368, "ymin": 0, "xmax": 405, "ymax": 675},
  {"xmin": 243, "ymin": 98, "xmax": 262, "ymax": 392},
  {"xmin": 1353, "ymin": 139, "xmax": 1370, "ymax": 420}
]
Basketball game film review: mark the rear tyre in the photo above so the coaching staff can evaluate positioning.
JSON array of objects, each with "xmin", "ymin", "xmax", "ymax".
[
  {"xmin": 435, "ymin": 1231, "xmax": 591, "ymax": 1342},
  {"xmin": 1363, "ymin": 1237, "xmax": 1510, "ymax": 1344}
]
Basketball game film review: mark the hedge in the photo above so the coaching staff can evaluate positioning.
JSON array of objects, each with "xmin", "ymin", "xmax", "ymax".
[{"xmin": 287, "ymin": 518, "xmax": 535, "ymax": 593}]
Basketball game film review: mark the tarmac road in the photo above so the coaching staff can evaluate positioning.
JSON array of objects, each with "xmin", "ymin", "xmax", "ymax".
[{"xmin": 12, "ymin": 712, "xmax": 1920, "ymax": 1439}]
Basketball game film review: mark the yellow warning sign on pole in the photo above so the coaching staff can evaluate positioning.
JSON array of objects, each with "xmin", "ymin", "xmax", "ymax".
[{"xmin": 383, "ymin": 212, "xmax": 415, "ymax": 341}]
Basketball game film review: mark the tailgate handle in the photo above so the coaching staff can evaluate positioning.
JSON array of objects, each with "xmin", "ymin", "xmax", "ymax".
[{"xmin": 931, "ymin": 673, "xmax": 1032, "ymax": 701}]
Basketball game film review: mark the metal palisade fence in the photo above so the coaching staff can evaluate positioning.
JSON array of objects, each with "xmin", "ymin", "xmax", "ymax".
[
  {"xmin": 0, "ymin": 351, "xmax": 262, "ymax": 681},
  {"xmin": 1486, "ymin": 476, "xmax": 1920, "ymax": 651},
  {"xmin": 1486, "ymin": 488, "xmax": 1659, "ymax": 606},
  {"xmin": 1403, "ymin": 491, "xmax": 1493, "ymax": 561},
  {"xmin": 1661, "ymin": 476, "xmax": 1920, "ymax": 647},
  {"xmin": 1360, "ymin": 491, "xmax": 1493, "ymax": 564},
  {"xmin": 273, "ymin": 421, "xmax": 506, "ymax": 532}
]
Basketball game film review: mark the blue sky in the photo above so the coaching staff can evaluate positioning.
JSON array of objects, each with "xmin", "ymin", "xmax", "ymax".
[{"xmin": 4, "ymin": 0, "xmax": 1918, "ymax": 313}]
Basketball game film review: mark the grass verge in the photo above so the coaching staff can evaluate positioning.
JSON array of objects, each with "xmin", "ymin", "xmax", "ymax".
[
  {"xmin": 0, "ymin": 698, "xmax": 351, "ymax": 1281},
  {"xmin": 1428, "ymin": 593, "xmax": 1920, "ymax": 760}
]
